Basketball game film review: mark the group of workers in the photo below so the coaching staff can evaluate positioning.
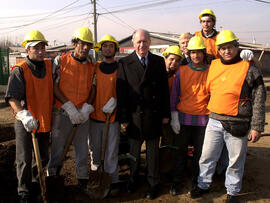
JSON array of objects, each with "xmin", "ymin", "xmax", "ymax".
[{"xmin": 5, "ymin": 7, "xmax": 265, "ymax": 203}]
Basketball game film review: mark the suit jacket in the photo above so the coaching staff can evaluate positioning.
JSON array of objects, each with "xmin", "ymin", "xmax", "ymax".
[
  {"xmin": 117, "ymin": 51, "xmax": 170, "ymax": 140},
  {"xmin": 181, "ymin": 57, "xmax": 189, "ymax": 65}
]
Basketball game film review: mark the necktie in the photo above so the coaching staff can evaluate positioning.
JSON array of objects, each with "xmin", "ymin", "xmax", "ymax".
[{"xmin": 141, "ymin": 57, "xmax": 146, "ymax": 69}]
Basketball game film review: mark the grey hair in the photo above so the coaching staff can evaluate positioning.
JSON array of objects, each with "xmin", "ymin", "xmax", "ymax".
[
  {"xmin": 132, "ymin": 29, "xmax": 150, "ymax": 42},
  {"xmin": 179, "ymin": 32, "xmax": 193, "ymax": 41}
]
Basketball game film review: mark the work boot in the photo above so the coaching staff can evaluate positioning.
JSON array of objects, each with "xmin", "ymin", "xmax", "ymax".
[
  {"xmin": 109, "ymin": 182, "xmax": 120, "ymax": 197},
  {"xmin": 127, "ymin": 180, "xmax": 137, "ymax": 193},
  {"xmin": 226, "ymin": 195, "xmax": 239, "ymax": 203},
  {"xmin": 77, "ymin": 179, "xmax": 88, "ymax": 193},
  {"xmin": 190, "ymin": 186, "xmax": 209, "ymax": 198},
  {"xmin": 169, "ymin": 182, "xmax": 181, "ymax": 196},
  {"xmin": 18, "ymin": 193, "xmax": 30, "ymax": 203},
  {"xmin": 145, "ymin": 185, "xmax": 159, "ymax": 200}
]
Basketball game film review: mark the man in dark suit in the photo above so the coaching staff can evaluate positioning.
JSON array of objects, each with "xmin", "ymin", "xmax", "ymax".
[{"xmin": 117, "ymin": 29, "xmax": 170, "ymax": 200}]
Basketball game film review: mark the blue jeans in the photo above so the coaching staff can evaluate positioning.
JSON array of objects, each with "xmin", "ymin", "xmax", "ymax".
[{"xmin": 197, "ymin": 118, "xmax": 248, "ymax": 196}]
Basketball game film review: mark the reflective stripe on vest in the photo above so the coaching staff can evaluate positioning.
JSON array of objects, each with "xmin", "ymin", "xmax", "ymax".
[
  {"xmin": 55, "ymin": 53, "xmax": 95, "ymax": 108},
  {"xmin": 206, "ymin": 59, "xmax": 250, "ymax": 116},
  {"xmin": 195, "ymin": 31, "xmax": 219, "ymax": 59},
  {"xmin": 176, "ymin": 65, "xmax": 210, "ymax": 115},
  {"xmin": 20, "ymin": 59, "xmax": 53, "ymax": 132},
  {"xmin": 90, "ymin": 63, "xmax": 117, "ymax": 123}
]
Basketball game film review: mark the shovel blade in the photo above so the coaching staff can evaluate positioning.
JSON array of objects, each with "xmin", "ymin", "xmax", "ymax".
[
  {"xmin": 46, "ymin": 175, "xmax": 65, "ymax": 201},
  {"xmin": 87, "ymin": 171, "xmax": 112, "ymax": 199}
]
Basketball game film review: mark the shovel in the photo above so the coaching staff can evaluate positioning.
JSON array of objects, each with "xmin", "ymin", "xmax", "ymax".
[
  {"xmin": 88, "ymin": 114, "xmax": 112, "ymax": 199},
  {"xmin": 31, "ymin": 123, "xmax": 48, "ymax": 203},
  {"xmin": 56, "ymin": 124, "xmax": 79, "ymax": 175},
  {"xmin": 46, "ymin": 125, "xmax": 79, "ymax": 201}
]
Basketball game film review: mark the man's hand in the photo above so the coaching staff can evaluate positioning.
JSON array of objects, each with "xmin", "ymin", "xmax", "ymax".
[
  {"xmin": 240, "ymin": 50, "xmax": 254, "ymax": 61},
  {"xmin": 16, "ymin": 110, "xmax": 38, "ymax": 132},
  {"xmin": 170, "ymin": 111, "xmax": 180, "ymax": 134},
  {"xmin": 248, "ymin": 129, "xmax": 261, "ymax": 143},
  {"xmin": 61, "ymin": 101, "xmax": 84, "ymax": 124},
  {"xmin": 79, "ymin": 103, "xmax": 94, "ymax": 123},
  {"xmin": 102, "ymin": 97, "xmax": 117, "ymax": 114}
]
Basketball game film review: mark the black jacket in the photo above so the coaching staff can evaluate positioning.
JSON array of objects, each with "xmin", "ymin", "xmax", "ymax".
[{"xmin": 117, "ymin": 51, "xmax": 170, "ymax": 140}]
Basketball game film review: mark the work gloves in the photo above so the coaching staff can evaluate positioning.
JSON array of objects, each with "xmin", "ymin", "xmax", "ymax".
[
  {"xmin": 240, "ymin": 50, "xmax": 254, "ymax": 61},
  {"xmin": 170, "ymin": 111, "xmax": 180, "ymax": 134},
  {"xmin": 102, "ymin": 97, "xmax": 117, "ymax": 114},
  {"xmin": 16, "ymin": 110, "xmax": 38, "ymax": 132},
  {"xmin": 79, "ymin": 103, "xmax": 94, "ymax": 123},
  {"xmin": 61, "ymin": 101, "xmax": 84, "ymax": 124}
]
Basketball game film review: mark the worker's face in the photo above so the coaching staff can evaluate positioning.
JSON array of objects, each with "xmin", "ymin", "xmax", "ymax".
[
  {"xmin": 190, "ymin": 50, "xmax": 205, "ymax": 66},
  {"xmin": 101, "ymin": 41, "xmax": 116, "ymax": 59},
  {"xmin": 26, "ymin": 43, "xmax": 46, "ymax": 61},
  {"xmin": 200, "ymin": 16, "xmax": 215, "ymax": 33},
  {"xmin": 218, "ymin": 43, "xmax": 238, "ymax": 61},
  {"xmin": 179, "ymin": 37, "xmax": 190, "ymax": 55},
  {"xmin": 133, "ymin": 31, "xmax": 151, "ymax": 57},
  {"xmin": 73, "ymin": 40, "xmax": 92, "ymax": 60},
  {"xmin": 165, "ymin": 54, "xmax": 181, "ymax": 72}
]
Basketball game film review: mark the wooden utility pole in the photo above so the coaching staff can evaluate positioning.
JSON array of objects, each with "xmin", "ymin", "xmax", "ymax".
[{"xmin": 92, "ymin": 0, "xmax": 97, "ymax": 60}]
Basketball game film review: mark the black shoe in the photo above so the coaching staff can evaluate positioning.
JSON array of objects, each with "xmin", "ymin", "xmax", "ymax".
[
  {"xmin": 226, "ymin": 195, "xmax": 239, "ymax": 203},
  {"xmin": 190, "ymin": 186, "xmax": 209, "ymax": 198},
  {"xmin": 145, "ymin": 185, "xmax": 158, "ymax": 200},
  {"xmin": 77, "ymin": 179, "xmax": 88, "ymax": 193},
  {"xmin": 109, "ymin": 182, "xmax": 120, "ymax": 197},
  {"xmin": 127, "ymin": 181, "xmax": 137, "ymax": 193},
  {"xmin": 169, "ymin": 183, "xmax": 181, "ymax": 196},
  {"xmin": 19, "ymin": 194, "xmax": 30, "ymax": 203}
]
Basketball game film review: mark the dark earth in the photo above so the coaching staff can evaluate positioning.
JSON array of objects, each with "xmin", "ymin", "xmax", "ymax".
[{"xmin": 0, "ymin": 91, "xmax": 270, "ymax": 203}]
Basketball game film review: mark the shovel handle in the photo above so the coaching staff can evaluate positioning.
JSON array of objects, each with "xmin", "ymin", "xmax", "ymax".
[
  {"xmin": 57, "ymin": 124, "xmax": 79, "ymax": 175},
  {"xmin": 31, "ymin": 122, "xmax": 48, "ymax": 203}
]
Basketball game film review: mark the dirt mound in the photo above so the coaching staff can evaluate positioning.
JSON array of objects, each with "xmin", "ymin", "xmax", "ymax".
[{"xmin": 0, "ymin": 142, "xmax": 17, "ymax": 202}]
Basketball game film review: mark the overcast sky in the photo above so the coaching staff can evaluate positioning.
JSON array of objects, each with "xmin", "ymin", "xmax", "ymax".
[{"xmin": 1, "ymin": 0, "xmax": 270, "ymax": 46}]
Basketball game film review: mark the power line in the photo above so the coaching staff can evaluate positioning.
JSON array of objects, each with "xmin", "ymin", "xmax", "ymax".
[
  {"xmin": 97, "ymin": 2, "xmax": 135, "ymax": 31},
  {"xmin": 0, "ymin": 2, "xmax": 90, "ymax": 19},
  {"xmin": 42, "ymin": 15, "xmax": 90, "ymax": 32},
  {"xmin": 252, "ymin": 0, "xmax": 270, "ymax": 4},
  {"xmin": 101, "ymin": 0, "xmax": 171, "ymax": 10},
  {"xmin": 0, "ymin": 0, "xmax": 80, "ymax": 33},
  {"xmin": 99, "ymin": 0, "xmax": 183, "ymax": 15}
]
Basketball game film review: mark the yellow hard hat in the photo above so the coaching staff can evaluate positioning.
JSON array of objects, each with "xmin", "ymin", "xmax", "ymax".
[
  {"xmin": 93, "ymin": 43, "xmax": 100, "ymax": 52},
  {"xmin": 162, "ymin": 45, "xmax": 183, "ymax": 58},
  {"xmin": 98, "ymin": 34, "xmax": 119, "ymax": 49},
  {"xmin": 72, "ymin": 27, "xmax": 94, "ymax": 43},
  {"xmin": 21, "ymin": 30, "xmax": 48, "ymax": 47},
  {"xmin": 216, "ymin": 30, "xmax": 239, "ymax": 46},
  {"xmin": 187, "ymin": 36, "xmax": 206, "ymax": 50},
  {"xmin": 199, "ymin": 8, "xmax": 216, "ymax": 21}
]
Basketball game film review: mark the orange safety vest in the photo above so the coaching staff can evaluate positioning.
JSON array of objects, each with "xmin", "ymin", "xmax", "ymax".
[
  {"xmin": 206, "ymin": 59, "xmax": 250, "ymax": 116},
  {"xmin": 55, "ymin": 53, "xmax": 96, "ymax": 108},
  {"xmin": 168, "ymin": 73, "xmax": 176, "ymax": 94},
  {"xmin": 90, "ymin": 63, "xmax": 117, "ymax": 123},
  {"xmin": 177, "ymin": 65, "xmax": 210, "ymax": 115},
  {"xmin": 19, "ymin": 59, "xmax": 53, "ymax": 132},
  {"xmin": 195, "ymin": 31, "xmax": 219, "ymax": 59}
]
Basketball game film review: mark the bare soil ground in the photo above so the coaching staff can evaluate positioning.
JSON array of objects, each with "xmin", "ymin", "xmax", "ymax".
[{"xmin": 0, "ymin": 92, "xmax": 270, "ymax": 203}]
